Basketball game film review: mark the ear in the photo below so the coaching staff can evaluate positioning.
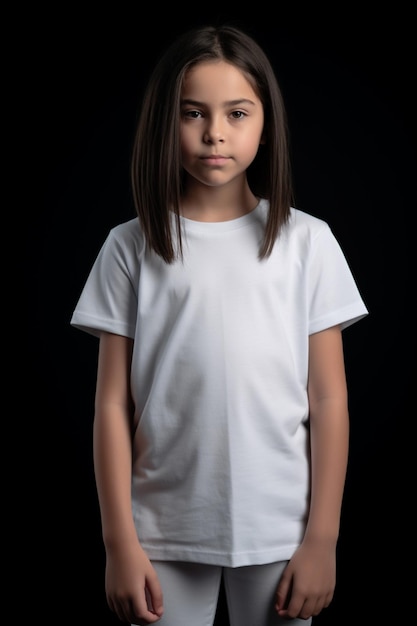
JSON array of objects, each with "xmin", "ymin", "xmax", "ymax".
[{"xmin": 259, "ymin": 130, "xmax": 266, "ymax": 145}]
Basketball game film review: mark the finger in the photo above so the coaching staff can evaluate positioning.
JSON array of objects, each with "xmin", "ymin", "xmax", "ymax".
[
  {"xmin": 129, "ymin": 586, "xmax": 164, "ymax": 623},
  {"xmin": 275, "ymin": 576, "xmax": 291, "ymax": 613},
  {"xmin": 279, "ymin": 587, "xmax": 306, "ymax": 619},
  {"xmin": 145, "ymin": 580, "xmax": 164, "ymax": 617}
]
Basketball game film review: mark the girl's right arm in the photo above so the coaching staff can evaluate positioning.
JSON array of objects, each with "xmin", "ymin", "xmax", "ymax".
[{"xmin": 93, "ymin": 331, "xmax": 164, "ymax": 624}]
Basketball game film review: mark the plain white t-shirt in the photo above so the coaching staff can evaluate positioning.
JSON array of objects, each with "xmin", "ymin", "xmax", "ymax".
[{"xmin": 71, "ymin": 199, "xmax": 368, "ymax": 567}]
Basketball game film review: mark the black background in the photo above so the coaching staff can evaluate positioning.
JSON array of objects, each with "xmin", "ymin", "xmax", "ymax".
[{"xmin": 33, "ymin": 4, "xmax": 415, "ymax": 624}]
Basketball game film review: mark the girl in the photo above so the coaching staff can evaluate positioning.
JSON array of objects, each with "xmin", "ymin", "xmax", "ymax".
[{"xmin": 71, "ymin": 25, "xmax": 368, "ymax": 625}]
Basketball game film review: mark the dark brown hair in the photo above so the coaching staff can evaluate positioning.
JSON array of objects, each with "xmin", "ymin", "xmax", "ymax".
[{"xmin": 131, "ymin": 25, "xmax": 293, "ymax": 262}]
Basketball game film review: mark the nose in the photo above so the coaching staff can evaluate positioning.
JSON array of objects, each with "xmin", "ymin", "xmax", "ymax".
[{"xmin": 203, "ymin": 117, "xmax": 225, "ymax": 144}]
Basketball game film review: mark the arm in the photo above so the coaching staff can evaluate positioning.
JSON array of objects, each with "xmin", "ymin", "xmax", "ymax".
[
  {"xmin": 94, "ymin": 331, "xmax": 163, "ymax": 624},
  {"xmin": 275, "ymin": 325, "xmax": 349, "ymax": 620}
]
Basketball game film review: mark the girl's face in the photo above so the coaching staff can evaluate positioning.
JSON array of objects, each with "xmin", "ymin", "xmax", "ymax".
[{"xmin": 180, "ymin": 60, "xmax": 265, "ymax": 190}]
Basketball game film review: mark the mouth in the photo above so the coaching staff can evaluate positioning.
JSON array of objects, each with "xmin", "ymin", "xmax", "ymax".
[{"xmin": 201, "ymin": 155, "xmax": 229, "ymax": 165}]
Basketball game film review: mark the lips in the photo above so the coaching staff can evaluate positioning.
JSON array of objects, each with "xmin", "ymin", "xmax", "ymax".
[{"xmin": 201, "ymin": 155, "xmax": 229, "ymax": 165}]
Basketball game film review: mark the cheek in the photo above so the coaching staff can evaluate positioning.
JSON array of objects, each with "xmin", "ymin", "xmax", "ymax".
[
  {"xmin": 180, "ymin": 130, "xmax": 195, "ymax": 158},
  {"xmin": 245, "ymin": 131, "xmax": 265, "ymax": 157}
]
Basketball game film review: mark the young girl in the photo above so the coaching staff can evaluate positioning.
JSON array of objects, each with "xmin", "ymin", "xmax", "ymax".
[{"xmin": 71, "ymin": 25, "xmax": 368, "ymax": 625}]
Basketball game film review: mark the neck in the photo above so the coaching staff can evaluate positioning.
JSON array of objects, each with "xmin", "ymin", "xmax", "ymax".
[{"xmin": 181, "ymin": 178, "xmax": 258, "ymax": 222}]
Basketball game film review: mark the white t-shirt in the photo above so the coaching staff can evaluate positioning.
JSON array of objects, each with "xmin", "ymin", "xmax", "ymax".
[{"xmin": 71, "ymin": 199, "xmax": 368, "ymax": 567}]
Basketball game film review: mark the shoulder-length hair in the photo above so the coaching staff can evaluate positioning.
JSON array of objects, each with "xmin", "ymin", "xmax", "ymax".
[{"xmin": 131, "ymin": 24, "xmax": 294, "ymax": 263}]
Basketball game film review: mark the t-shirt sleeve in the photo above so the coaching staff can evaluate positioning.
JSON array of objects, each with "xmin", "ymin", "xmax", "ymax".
[
  {"xmin": 308, "ymin": 224, "xmax": 369, "ymax": 334},
  {"xmin": 70, "ymin": 223, "xmax": 142, "ymax": 338}
]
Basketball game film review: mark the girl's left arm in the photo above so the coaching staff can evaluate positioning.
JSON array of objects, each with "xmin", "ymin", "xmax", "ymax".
[{"xmin": 275, "ymin": 325, "xmax": 350, "ymax": 620}]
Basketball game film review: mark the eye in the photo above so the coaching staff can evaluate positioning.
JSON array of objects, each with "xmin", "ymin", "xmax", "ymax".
[
  {"xmin": 230, "ymin": 110, "xmax": 246, "ymax": 119},
  {"xmin": 183, "ymin": 110, "xmax": 203, "ymax": 119}
]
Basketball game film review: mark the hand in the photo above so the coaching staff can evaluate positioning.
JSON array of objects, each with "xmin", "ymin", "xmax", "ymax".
[
  {"xmin": 105, "ymin": 541, "xmax": 164, "ymax": 624},
  {"xmin": 275, "ymin": 537, "xmax": 336, "ymax": 620}
]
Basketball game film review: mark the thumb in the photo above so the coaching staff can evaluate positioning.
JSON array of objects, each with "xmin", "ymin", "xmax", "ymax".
[
  {"xmin": 146, "ymin": 579, "xmax": 164, "ymax": 618},
  {"xmin": 275, "ymin": 569, "xmax": 292, "ymax": 613}
]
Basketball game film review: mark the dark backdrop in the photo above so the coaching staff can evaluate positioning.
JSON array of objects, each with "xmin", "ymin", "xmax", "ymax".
[{"xmin": 33, "ymin": 5, "xmax": 415, "ymax": 624}]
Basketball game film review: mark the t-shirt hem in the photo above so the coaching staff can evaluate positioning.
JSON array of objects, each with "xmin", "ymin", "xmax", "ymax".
[{"xmin": 141, "ymin": 544, "xmax": 299, "ymax": 567}]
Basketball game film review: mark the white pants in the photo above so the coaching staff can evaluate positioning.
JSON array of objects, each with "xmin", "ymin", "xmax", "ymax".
[{"xmin": 146, "ymin": 560, "xmax": 312, "ymax": 626}]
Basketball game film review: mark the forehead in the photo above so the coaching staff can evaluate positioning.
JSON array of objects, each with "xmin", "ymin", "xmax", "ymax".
[{"xmin": 181, "ymin": 60, "xmax": 259, "ymax": 101}]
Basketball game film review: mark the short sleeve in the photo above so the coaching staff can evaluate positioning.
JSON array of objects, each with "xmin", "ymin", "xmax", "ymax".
[
  {"xmin": 308, "ymin": 224, "xmax": 368, "ymax": 334},
  {"xmin": 70, "ymin": 220, "xmax": 144, "ymax": 338}
]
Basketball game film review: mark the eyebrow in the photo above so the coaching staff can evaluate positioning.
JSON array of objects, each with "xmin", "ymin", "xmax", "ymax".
[{"xmin": 180, "ymin": 98, "xmax": 257, "ymax": 107}]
